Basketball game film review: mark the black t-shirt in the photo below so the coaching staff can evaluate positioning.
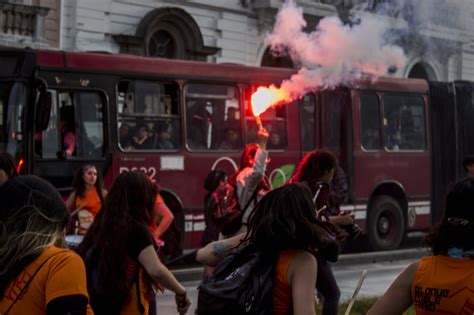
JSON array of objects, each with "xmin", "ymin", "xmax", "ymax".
[{"xmin": 126, "ymin": 220, "xmax": 157, "ymax": 259}]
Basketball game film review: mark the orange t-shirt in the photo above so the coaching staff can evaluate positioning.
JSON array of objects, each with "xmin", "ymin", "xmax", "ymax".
[
  {"xmin": 272, "ymin": 249, "xmax": 302, "ymax": 315},
  {"xmin": 76, "ymin": 189, "xmax": 102, "ymax": 234},
  {"xmin": 411, "ymin": 255, "xmax": 474, "ymax": 314},
  {"xmin": 0, "ymin": 246, "xmax": 93, "ymax": 315},
  {"xmin": 121, "ymin": 267, "xmax": 152, "ymax": 315}
]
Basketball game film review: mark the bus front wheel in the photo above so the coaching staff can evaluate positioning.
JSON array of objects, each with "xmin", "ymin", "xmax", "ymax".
[{"xmin": 367, "ymin": 195, "xmax": 405, "ymax": 251}]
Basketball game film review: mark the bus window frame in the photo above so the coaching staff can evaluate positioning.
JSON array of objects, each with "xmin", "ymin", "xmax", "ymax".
[
  {"xmin": 183, "ymin": 81, "xmax": 243, "ymax": 152},
  {"xmin": 359, "ymin": 92, "xmax": 382, "ymax": 152},
  {"xmin": 381, "ymin": 92, "xmax": 427, "ymax": 153},
  {"xmin": 300, "ymin": 92, "xmax": 318, "ymax": 153},
  {"xmin": 116, "ymin": 78, "xmax": 181, "ymax": 153},
  {"xmin": 35, "ymin": 87, "xmax": 109, "ymax": 161}
]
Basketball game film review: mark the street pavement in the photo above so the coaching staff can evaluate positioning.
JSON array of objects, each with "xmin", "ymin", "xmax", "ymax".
[{"xmin": 155, "ymin": 258, "xmax": 418, "ymax": 315}]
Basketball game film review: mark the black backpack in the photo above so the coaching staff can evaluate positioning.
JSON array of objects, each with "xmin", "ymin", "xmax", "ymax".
[
  {"xmin": 83, "ymin": 244, "xmax": 144, "ymax": 315},
  {"xmin": 196, "ymin": 245, "xmax": 277, "ymax": 315}
]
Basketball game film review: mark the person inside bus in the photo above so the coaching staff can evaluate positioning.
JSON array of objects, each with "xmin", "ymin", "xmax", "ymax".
[
  {"xmin": 0, "ymin": 175, "xmax": 93, "ymax": 315},
  {"xmin": 154, "ymin": 122, "xmax": 174, "ymax": 150},
  {"xmin": 59, "ymin": 105, "xmax": 76, "ymax": 157},
  {"xmin": 187, "ymin": 125, "xmax": 206, "ymax": 150},
  {"xmin": 0, "ymin": 151, "xmax": 18, "ymax": 186},
  {"xmin": 119, "ymin": 123, "xmax": 132, "ymax": 149},
  {"xmin": 219, "ymin": 127, "xmax": 240, "ymax": 150},
  {"xmin": 463, "ymin": 155, "xmax": 474, "ymax": 177},
  {"xmin": 77, "ymin": 171, "xmax": 191, "ymax": 315},
  {"xmin": 289, "ymin": 149, "xmax": 354, "ymax": 315},
  {"xmin": 368, "ymin": 176, "xmax": 474, "ymax": 314},
  {"xmin": 362, "ymin": 127, "xmax": 380, "ymax": 150},
  {"xmin": 267, "ymin": 131, "xmax": 284, "ymax": 150},
  {"xmin": 128, "ymin": 123, "xmax": 153, "ymax": 150},
  {"xmin": 66, "ymin": 164, "xmax": 107, "ymax": 235}
]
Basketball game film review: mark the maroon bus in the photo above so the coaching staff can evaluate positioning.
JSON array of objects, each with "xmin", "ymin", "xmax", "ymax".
[{"xmin": 1, "ymin": 48, "xmax": 471, "ymax": 254}]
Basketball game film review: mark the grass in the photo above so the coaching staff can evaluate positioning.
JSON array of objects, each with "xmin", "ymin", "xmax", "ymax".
[{"xmin": 315, "ymin": 296, "xmax": 416, "ymax": 315}]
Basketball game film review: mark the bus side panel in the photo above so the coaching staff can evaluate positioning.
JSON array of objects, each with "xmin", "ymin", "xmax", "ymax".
[{"xmin": 352, "ymin": 90, "xmax": 431, "ymax": 229}]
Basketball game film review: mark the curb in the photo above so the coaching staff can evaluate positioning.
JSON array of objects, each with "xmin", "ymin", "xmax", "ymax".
[
  {"xmin": 334, "ymin": 248, "xmax": 429, "ymax": 266},
  {"xmin": 172, "ymin": 248, "xmax": 429, "ymax": 283}
]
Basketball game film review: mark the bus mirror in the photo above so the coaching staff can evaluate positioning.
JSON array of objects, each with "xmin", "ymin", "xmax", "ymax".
[{"xmin": 35, "ymin": 90, "xmax": 51, "ymax": 131}]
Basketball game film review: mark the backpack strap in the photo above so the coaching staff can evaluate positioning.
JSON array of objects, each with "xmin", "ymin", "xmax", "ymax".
[
  {"xmin": 3, "ymin": 250, "xmax": 67, "ymax": 315},
  {"xmin": 241, "ymin": 185, "xmax": 260, "ymax": 213}
]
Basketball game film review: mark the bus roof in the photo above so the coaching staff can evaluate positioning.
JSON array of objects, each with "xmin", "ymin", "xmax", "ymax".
[{"xmin": 36, "ymin": 50, "xmax": 428, "ymax": 93}]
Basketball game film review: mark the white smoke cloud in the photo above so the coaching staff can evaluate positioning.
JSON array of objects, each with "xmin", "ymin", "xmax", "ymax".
[{"xmin": 262, "ymin": 0, "xmax": 406, "ymax": 104}]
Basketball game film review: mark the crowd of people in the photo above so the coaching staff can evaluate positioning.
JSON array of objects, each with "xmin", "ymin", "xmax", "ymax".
[{"xmin": 1, "ymin": 140, "xmax": 474, "ymax": 314}]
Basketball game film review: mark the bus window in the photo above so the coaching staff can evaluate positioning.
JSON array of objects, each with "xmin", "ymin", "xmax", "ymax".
[
  {"xmin": 35, "ymin": 90, "xmax": 105, "ymax": 159},
  {"xmin": 185, "ymin": 83, "xmax": 242, "ymax": 151},
  {"xmin": 300, "ymin": 93, "xmax": 316, "ymax": 151},
  {"xmin": 360, "ymin": 94, "xmax": 381, "ymax": 150},
  {"xmin": 117, "ymin": 80, "xmax": 180, "ymax": 151},
  {"xmin": 244, "ymin": 88, "xmax": 288, "ymax": 150},
  {"xmin": 383, "ymin": 94, "xmax": 426, "ymax": 151},
  {"xmin": 326, "ymin": 92, "xmax": 343, "ymax": 152}
]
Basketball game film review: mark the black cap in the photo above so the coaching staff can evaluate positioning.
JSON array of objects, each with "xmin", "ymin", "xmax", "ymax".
[{"xmin": 0, "ymin": 175, "xmax": 70, "ymax": 228}]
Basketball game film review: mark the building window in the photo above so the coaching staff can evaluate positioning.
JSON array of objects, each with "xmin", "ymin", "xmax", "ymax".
[{"xmin": 146, "ymin": 30, "xmax": 177, "ymax": 59}]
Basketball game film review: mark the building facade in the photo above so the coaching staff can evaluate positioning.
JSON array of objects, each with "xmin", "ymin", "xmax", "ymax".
[{"xmin": 1, "ymin": 0, "xmax": 474, "ymax": 81}]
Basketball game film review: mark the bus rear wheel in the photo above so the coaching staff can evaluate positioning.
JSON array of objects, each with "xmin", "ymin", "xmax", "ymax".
[{"xmin": 367, "ymin": 195, "xmax": 405, "ymax": 251}]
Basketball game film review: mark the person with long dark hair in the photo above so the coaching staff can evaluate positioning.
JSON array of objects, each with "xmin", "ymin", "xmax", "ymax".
[
  {"xmin": 77, "ymin": 171, "xmax": 190, "ymax": 315},
  {"xmin": 368, "ymin": 177, "xmax": 474, "ymax": 314},
  {"xmin": 197, "ymin": 183, "xmax": 332, "ymax": 315},
  {"xmin": 289, "ymin": 149, "xmax": 353, "ymax": 315},
  {"xmin": 201, "ymin": 169, "xmax": 228, "ymax": 246},
  {"xmin": 66, "ymin": 164, "xmax": 107, "ymax": 235},
  {"xmin": 0, "ymin": 151, "xmax": 18, "ymax": 186},
  {"xmin": 0, "ymin": 175, "xmax": 92, "ymax": 315}
]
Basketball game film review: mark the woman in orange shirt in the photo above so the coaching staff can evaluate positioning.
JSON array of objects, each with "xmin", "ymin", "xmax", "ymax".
[
  {"xmin": 368, "ymin": 177, "xmax": 474, "ymax": 314},
  {"xmin": 78, "ymin": 171, "xmax": 191, "ymax": 315},
  {"xmin": 66, "ymin": 164, "xmax": 107, "ymax": 234},
  {"xmin": 0, "ymin": 175, "xmax": 93, "ymax": 315}
]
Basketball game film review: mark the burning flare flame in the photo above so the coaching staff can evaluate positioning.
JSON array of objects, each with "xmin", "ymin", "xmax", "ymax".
[{"xmin": 251, "ymin": 86, "xmax": 287, "ymax": 117}]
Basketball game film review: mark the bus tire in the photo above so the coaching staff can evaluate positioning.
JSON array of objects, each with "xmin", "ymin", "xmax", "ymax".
[{"xmin": 367, "ymin": 195, "xmax": 405, "ymax": 251}]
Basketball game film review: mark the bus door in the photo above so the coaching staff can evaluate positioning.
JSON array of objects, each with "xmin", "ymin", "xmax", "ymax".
[
  {"xmin": 33, "ymin": 88, "xmax": 106, "ymax": 193},
  {"xmin": 321, "ymin": 88, "xmax": 352, "ymax": 191},
  {"xmin": 0, "ymin": 50, "xmax": 37, "ymax": 165}
]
